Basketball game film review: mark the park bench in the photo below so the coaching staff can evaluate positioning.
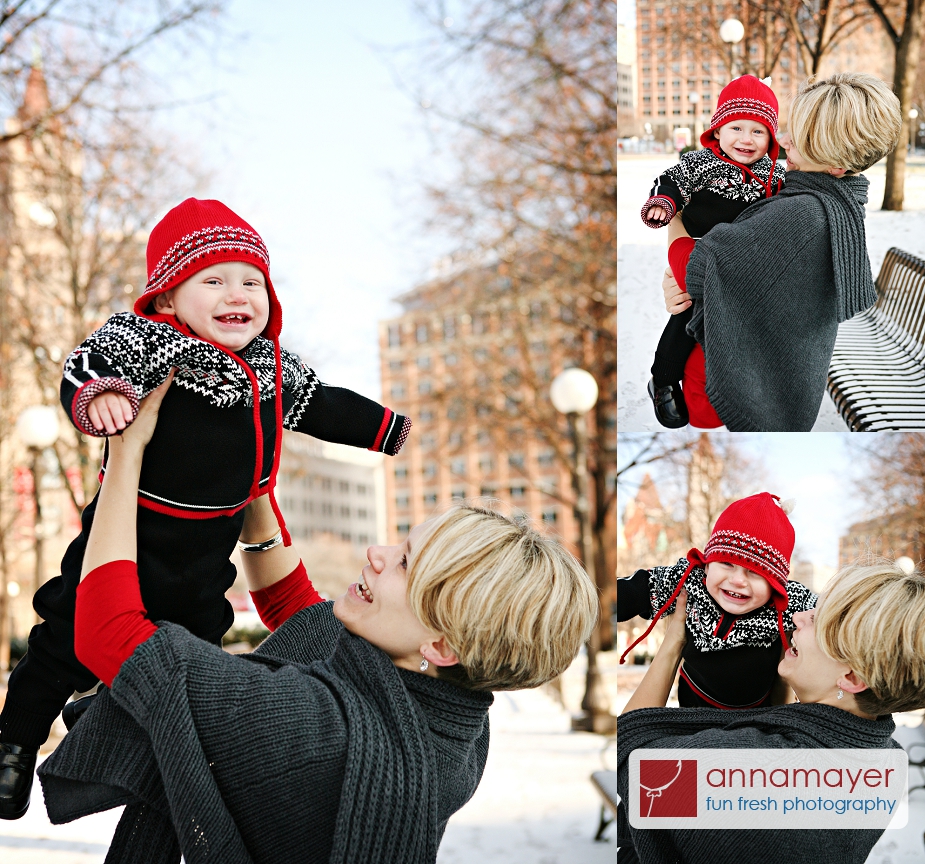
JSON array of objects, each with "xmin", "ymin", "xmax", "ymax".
[
  {"xmin": 591, "ymin": 735, "xmax": 618, "ymax": 841},
  {"xmin": 827, "ymin": 247, "xmax": 925, "ymax": 430}
]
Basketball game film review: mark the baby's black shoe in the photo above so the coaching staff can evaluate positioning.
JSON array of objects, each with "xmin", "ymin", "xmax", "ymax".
[
  {"xmin": 647, "ymin": 377, "xmax": 689, "ymax": 428},
  {"xmin": 0, "ymin": 742, "xmax": 37, "ymax": 820},
  {"xmin": 63, "ymin": 691, "xmax": 99, "ymax": 731}
]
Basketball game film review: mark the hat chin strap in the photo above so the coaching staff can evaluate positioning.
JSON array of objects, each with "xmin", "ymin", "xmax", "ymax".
[{"xmin": 618, "ymin": 549, "xmax": 706, "ymax": 665}]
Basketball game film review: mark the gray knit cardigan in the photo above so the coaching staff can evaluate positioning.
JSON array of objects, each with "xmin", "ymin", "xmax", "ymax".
[
  {"xmin": 38, "ymin": 602, "xmax": 493, "ymax": 864},
  {"xmin": 617, "ymin": 703, "xmax": 901, "ymax": 863},
  {"xmin": 685, "ymin": 170, "xmax": 876, "ymax": 431}
]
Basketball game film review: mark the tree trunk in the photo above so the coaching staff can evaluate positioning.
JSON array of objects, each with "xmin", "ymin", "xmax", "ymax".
[{"xmin": 883, "ymin": 1, "xmax": 925, "ymax": 210}]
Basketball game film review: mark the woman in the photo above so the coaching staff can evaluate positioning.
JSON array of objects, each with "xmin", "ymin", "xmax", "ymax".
[
  {"xmin": 37, "ymin": 378, "xmax": 599, "ymax": 864},
  {"xmin": 617, "ymin": 561, "xmax": 925, "ymax": 864},
  {"xmin": 661, "ymin": 72, "xmax": 902, "ymax": 431}
]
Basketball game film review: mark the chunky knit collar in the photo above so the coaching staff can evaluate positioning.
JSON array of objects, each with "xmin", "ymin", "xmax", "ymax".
[{"xmin": 777, "ymin": 170, "xmax": 874, "ymax": 321}]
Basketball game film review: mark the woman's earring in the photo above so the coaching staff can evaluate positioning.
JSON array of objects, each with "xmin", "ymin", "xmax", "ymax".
[
  {"xmin": 836, "ymin": 688, "xmax": 844, "ymax": 700},
  {"xmin": 420, "ymin": 657, "xmax": 429, "ymax": 672}
]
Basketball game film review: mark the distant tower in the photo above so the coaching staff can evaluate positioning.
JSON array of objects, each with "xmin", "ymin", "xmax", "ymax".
[{"xmin": 685, "ymin": 432, "xmax": 726, "ymax": 548}]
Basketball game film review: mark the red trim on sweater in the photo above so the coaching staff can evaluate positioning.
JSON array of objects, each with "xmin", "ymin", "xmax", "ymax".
[
  {"xmin": 679, "ymin": 666, "xmax": 771, "ymax": 709},
  {"xmin": 370, "ymin": 408, "xmax": 393, "ymax": 453},
  {"xmin": 74, "ymin": 560, "xmax": 158, "ymax": 687},
  {"xmin": 249, "ymin": 561, "xmax": 323, "ymax": 631}
]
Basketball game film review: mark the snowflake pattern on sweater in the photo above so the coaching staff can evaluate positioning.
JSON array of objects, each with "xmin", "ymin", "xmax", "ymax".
[
  {"xmin": 642, "ymin": 148, "xmax": 786, "ymax": 230},
  {"xmin": 648, "ymin": 557, "xmax": 817, "ymax": 652},
  {"xmin": 62, "ymin": 312, "xmax": 318, "ymax": 430}
]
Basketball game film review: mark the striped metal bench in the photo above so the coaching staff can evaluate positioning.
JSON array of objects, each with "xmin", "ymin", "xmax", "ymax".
[{"xmin": 828, "ymin": 247, "xmax": 925, "ymax": 430}]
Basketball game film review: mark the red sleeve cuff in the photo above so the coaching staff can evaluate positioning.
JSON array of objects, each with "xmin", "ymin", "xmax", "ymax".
[
  {"xmin": 75, "ymin": 560, "xmax": 158, "ymax": 687},
  {"xmin": 249, "ymin": 561, "xmax": 324, "ymax": 632},
  {"xmin": 668, "ymin": 237, "xmax": 697, "ymax": 292}
]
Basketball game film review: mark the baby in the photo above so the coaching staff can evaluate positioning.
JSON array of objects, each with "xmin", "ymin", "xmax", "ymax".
[
  {"xmin": 0, "ymin": 198, "xmax": 410, "ymax": 819},
  {"xmin": 618, "ymin": 492, "xmax": 816, "ymax": 708},
  {"xmin": 641, "ymin": 75, "xmax": 786, "ymax": 428}
]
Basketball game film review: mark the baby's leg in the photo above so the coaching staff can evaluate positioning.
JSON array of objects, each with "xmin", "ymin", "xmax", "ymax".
[
  {"xmin": 651, "ymin": 307, "xmax": 696, "ymax": 387},
  {"xmin": 0, "ymin": 570, "xmax": 97, "ymax": 819}
]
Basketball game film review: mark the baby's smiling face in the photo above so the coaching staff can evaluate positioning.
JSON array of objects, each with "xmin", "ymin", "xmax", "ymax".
[{"xmin": 704, "ymin": 560, "xmax": 772, "ymax": 615}]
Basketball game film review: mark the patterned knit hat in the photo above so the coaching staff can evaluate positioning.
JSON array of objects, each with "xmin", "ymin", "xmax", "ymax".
[
  {"xmin": 135, "ymin": 198, "xmax": 281, "ymax": 340},
  {"xmin": 700, "ymin": 75, "xmax": 780, "ymax": 164},
  {"xmin": 695, "ymin": 492, "xmax": 794, "ymax": 609}
]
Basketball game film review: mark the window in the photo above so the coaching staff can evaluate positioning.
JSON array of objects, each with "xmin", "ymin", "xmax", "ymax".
[
  {"xmin": 479, "ymin": 486, "xmax": 495, "ymax": 497},
  {"xmin": 444, "ymin": 353, "xmax": 458, "ymax": 366},
  {"xmin": 417, "ymin": 355, "xmax": 431, "ymax": 370},
  {"xmin": 396, "ymin": 494, "xmax": 409, "ymax": 509},
  {"xmin": 322, "ymin": 503, "xmax": 333, "ymax": 516},
  {"xmin": 388, "ymin": 324, "xmax": 401, "ymax": 347},
  {"xmin": 420, "ymin": 433, "xmax": 436, "ymax": 450},
  {"xmin": 358, "ymin": 508, "xmax": 368, "ymax": 519},
  {"xmin": 537, "ymin": 450, "xmax": 555, "ymax": 466},
  {"xmin": 451, "ymin": 458, "xmax": 467, "ymax": 476},
  {"xmin": 389, "ymin": 360, "xmax": 403, "ymax": 372},
  {"xmin": 423, "ymin": 492, "xmax": 438, "ymax": 506},
  {"xmin": 394, "ymin": 465, "xmax": 408, "ymax": 480},
  {"xmin": 416, "ymin": 323, "xmax": 429, "ymax": 343},
  {"xmin": 340, "ymin": 505, "xmax": 350, "ymax": 517},
  {"xmin": 478, "ymin": 455, "xmax": 493, "ymax": 473},
  {"xmin": 473, "ymin": 347, "xmax": 488, "ymax": 362},
  {"xmin": 443, "ymin": 316, "xmax": 456, "ymax": 339},
  {"xmin": 339, "ymin": 480, "xmax": 349, "ymax": 493},
  {"xmin": 508, "ymin": 453, "xmax": 525, "ymax": 469},
  {"xmin": 397, "ymin": 523, "xmax": 411, "ymax": 535},
  {"xmin": 510, "ymin": 485, "xmax": 526, "ymax": 500},
  {"xmin": 391, "ymin": 383, "xmax": 405, "ymax": 398},
  {"xmin": 451, "ymin": 487, "xmax": 466, "ymax": 499},
  {"xmin": 542, "ymin": 509, "xmax": 558, "ymax": 524},
  {"xmin": 420, "ymin": 409, "xmax": 434, "ymax": 423},
  {"xmin": 422, "ymin": 462, "xmax": 437, "ymax": 478},
  {"xmin": 357, "ymin": 484, "xmax": 368, "ymax": 495},
  {"xmin": 321, "ymin": 477, "xmax": 332, "ymax": 490},
  {"xmin": 358, "ymin": 534, "xmax": 369, "ymax": 545},
  {"xmin": 418, "ymin": 380, "xmax": 432, "ymax": 395}
]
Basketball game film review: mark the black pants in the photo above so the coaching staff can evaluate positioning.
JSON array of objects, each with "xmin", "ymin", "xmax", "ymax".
[
  {"xmin": 650, "ymin": 307, "xmax": 696, "ymax": 387},
  {"xmin": 0, "ymin": 496, "xmax": 239, "ymax": 749}
]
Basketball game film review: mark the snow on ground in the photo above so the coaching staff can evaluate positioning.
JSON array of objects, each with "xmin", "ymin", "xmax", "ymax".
[{"xmin": 617, "ymin": 153, "xmax": 925, "ymax": 432}]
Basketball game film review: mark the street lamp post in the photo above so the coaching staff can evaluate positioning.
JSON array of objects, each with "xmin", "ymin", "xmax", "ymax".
[
  {"xmin": 550, "ymin": 369, "xmax": 616, "ymax": 735},
  {"xmin": 689, "ymin": 91, "xmax": 701, "ymax": 147},
  {"xmin": 719, "ymin": 18, "xmax": 745, "ymax": 78},
  {"xmin": 16, "ymin": 405, "xmax": 60, "ymax": 626}
]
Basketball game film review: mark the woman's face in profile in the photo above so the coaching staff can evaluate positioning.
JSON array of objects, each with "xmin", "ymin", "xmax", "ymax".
[
  {"xmin": 778, "ymin": 595, "xmax": 851, "ymax": 702},
  {"xmin": 333, "ymin": 522, "xmax": 440, "ymax": 670}
]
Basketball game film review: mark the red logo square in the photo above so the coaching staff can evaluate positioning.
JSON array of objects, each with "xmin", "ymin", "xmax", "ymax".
[{"xmin": 639, "ymin": 759, "xmax": 698, "ymax": 817}]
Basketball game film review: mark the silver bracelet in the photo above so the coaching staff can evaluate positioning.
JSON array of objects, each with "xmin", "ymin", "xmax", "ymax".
[{"xmin": 237, "ymin": 530, "xmax": 283, "ymax": 553}]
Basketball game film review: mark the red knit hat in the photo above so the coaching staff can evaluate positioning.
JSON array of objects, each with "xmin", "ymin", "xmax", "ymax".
[
  {"xmin": 691, "ymin": 492, "xmax": 794, "ymax": 611},
  {"xmin": 700, "ymin": 75, "xmax": 780, "ymax": 164},
  {"xmin": 135, "ymin": 198, "xmax": 281, "ymax": 340}
]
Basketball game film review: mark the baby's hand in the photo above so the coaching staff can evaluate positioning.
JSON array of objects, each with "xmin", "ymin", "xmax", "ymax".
[
  {"xmin": 646, "ymin": 205, "xmax": 670, "ymax": 224},
  {"xmin": 87, "ymin": 392, "xmax": 135, "ymax": 435}
]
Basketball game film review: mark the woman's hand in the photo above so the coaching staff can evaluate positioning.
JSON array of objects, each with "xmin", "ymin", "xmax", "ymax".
[
  {"xmin": 108, "ymin": 371, "xmax": 174, "ymax": 458},
  {"xmin": 619, "ymin": 589, "xmax": 688, "ymax": 716},
  {"xmin": 663, "ymin": 268, "xmax": 692, "ymax": 315}
]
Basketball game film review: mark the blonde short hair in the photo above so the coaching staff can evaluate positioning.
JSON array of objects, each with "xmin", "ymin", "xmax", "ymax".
[
  {"xmin": 815, "ymin": 561, "xmax": 925, "ymax": 714},
  {"xmin": 789, "ymin": 73, "xmax": 902, "ymax": 173},
  {"xmin": 406, "ymin": 504, "xmax": 598, "ymax": 691}
]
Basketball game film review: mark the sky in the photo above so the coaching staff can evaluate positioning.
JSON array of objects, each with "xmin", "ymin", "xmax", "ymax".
[
  {"xmin": 142, "ymin": 1, "xmax": 447, "ymax": 399},
  {"xmin": 617, "ymin": 432, "xmax": 869, "ymax": 570}
]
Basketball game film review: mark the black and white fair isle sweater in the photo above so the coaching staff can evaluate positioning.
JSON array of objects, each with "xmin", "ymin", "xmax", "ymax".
[
  {"xmin": 57, "ymin": 312, "xmax": 410, "ymax": 643},
  {"xmin": 618, "ymin": 559, "xmax": 817, "ymax": 708},
  {"xmin": 641, "ymin": 144, "xmax": 786, "ymax": 237}
]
